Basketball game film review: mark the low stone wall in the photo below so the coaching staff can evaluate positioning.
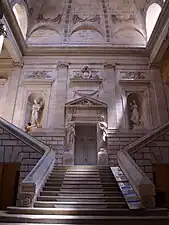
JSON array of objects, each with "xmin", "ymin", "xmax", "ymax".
[
  {"xmin": 107, "ymin": 131, "xmax": 143, "ymax": 166},
  {"xmin": 131, "ymin": 132, "xmax": 169, "ymax": 180},
  {"xmin": 32, "ymin": 129, "xmax": 65, "ymax": 166}
]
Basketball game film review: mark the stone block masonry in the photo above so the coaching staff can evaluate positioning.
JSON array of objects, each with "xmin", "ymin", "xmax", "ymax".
[
  {"xmin": 131, "ymin": 132, "xmax": 169, "ymax": 180},
  {"xmin": 0, "ymin": 127, "xmax": 43, "ymax": 189},
  {"xmin": 32, "ymin": 131, "xmax": 65, "ymax": 166},
  {"xmin": 107, "ymin": 131, "xmax": 143, "ymax": 166}
]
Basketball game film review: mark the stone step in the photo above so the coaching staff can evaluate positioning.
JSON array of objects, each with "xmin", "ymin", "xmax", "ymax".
[
  {"xmin": 43, "ymin": 186, "xmax": 120, "ymax": 192},
  {"xmin": 37, "ymin": 195, "xmax": 125, "ymax": 202},
  {"xmin": 47, "ymin": 178, "xmax": 101, "ymax": 182},
  {"xmin": 7, "ymin": 207, "xmax": 169, "ymax": 217},
  {"xmin": 1, "ymin": 212, "xmax": 169, "ymax": 225},
  {"xmin": 34, "ymin": 201, "xmax": 128, "ymax": 209},
  {"xmin": 46, "ymin": 181, "xmax": 118, "ymax": 186},
  {"xmin": 40, "ymin": 191, "xmax": 105, "ymax": 196},
  {"xmin": 41, "ymin": 189, "xmax": 123, "ymax": 196}
]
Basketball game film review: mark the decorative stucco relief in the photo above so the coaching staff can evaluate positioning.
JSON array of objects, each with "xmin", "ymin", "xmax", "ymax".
[
  {"xmin": 73, "ymin": 14, "xmax": 101, "ymax": 24},
  {"xmin": 71, "ymin": 66, "xmax": 101, "ymax": 80},
  {"xmin": 121, "ymin": 71, "xmax": 146, "ymax": 80},
  {"xmin": 26, "ymin": 71, "xmax": 52, "ymax": 79},
  {"xmin": 36, "ymin": 14, "xmax": 62, "ymax": 24}
]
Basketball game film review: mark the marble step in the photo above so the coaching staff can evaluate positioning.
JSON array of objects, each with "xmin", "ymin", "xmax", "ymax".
[
  {"xmin": 43, "ymin": 186, "xmax": 120, "ymax": 192},
  {"xmin": 40, "ymin": 190, "xmax": 122, "ymax": 196},
  {"xmin": 1, "ymin": 213, "xmax": 169, "ymax": 225},
  {"xmin": 7, "ymin": 207, "xmax": 169, "ymax": 217},
  {"xmin": 37, "ymin": 195, "xmax": 125, "ymax": 202},
  {"xmin": 47, "ymin": 178, "xmax": 101, "ymax": 181},
  {"xmin": 34, "ymin": 201, "xmax": 128, "ymax": 208},
  {"xmin": 46, "ymin": 181, "xmax": 117, "ymax": 186},
  {"xmin": 40, "ymin": 191, "xmax": 104, "ymax": 196}
]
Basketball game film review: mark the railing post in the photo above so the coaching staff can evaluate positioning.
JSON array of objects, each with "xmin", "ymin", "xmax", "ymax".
[{"xmin": 18, "ymin": 183, "xmax": 36, "ymax": 207}]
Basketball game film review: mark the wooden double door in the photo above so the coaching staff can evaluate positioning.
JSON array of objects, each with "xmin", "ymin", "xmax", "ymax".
[{"xmin": 75, "ymin": 124, "xmax": 97, "ymax": 165}]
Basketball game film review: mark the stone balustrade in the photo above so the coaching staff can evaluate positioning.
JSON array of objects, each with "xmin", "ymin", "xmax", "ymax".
[
  {"xmin": 19, "ymin": 149, "xmax": 55, "ymax": 207},
  {"xmin": 117, "ymin": 150, "xmax": 155, "ymax": 209}
]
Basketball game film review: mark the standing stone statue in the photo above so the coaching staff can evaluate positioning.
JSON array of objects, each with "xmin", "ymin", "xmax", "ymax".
[
  {"xmin": 130, "ymin": 100, "xmax": 140, "ymax": 125},
  {"xmin": 31, "ymin": 99, "xmax": 43, "ymax": 128}
]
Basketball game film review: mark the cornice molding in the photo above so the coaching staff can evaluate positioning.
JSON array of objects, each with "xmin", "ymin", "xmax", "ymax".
[{"xmin": 25, "ymin": 46, "xmax": 149, "ymax": 57}]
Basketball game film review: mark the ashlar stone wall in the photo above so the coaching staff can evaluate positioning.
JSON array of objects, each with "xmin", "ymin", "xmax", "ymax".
[
  {"xmin": 131, "ymin": 131, "xmax": 169, "ymax": 180},
  {"xmin": 0, "ymin": 127, "xmax": 43, "ymax": 182}
]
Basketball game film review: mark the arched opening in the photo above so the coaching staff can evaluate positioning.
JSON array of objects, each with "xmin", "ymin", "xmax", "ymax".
[
  {"xmin": 146, "ymin": 3, "xmax": 162, "ymax": 41},
  {"xmin": 13, "ymin": 3, "xmax": 28, "ymax": 39}
]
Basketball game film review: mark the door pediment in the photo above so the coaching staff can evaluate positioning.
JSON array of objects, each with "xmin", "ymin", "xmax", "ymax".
[{"xmin": 65, "ymin": 96, "xmax": 107, "ymax": 108}]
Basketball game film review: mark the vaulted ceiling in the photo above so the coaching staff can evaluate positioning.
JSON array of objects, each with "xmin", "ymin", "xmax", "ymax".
[{"xmin": 8, "ymin": 0, "xmax": 165, "ymax": 47}]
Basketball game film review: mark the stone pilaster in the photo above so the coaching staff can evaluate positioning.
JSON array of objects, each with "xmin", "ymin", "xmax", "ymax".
[
  {"xmin": 150, "ymin": 67, "xmax": 169, "ymax": 126},
  {"xmin": 103, "ymin": 64, "xmax": 117, "ymax": 129},
  {"xmin": 4, "ymin": 62, "xmax": 23, "ymax": 123},
  {"xmin": 47, "ymin": 62, "xmax": 69, "ymax": 128}
]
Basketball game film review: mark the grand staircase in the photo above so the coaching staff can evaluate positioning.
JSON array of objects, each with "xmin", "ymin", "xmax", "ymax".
[
  {"xmin": 1, "ymin": 165, "xmax": 169, "ymax": 224},
  {"xmin": 35, "ymin": 165, "xmax": 128, "ymax": 210}
]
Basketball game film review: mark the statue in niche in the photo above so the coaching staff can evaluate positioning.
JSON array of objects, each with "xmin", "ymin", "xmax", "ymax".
[
  {"xmin": 98, "ymin": 148, "xmax": 108, "ymax": 165},
  {"xmin": 31, "ymin": 99, "xmax": 44, "ymax": 128},
  {"xmin": 130, "ymin": 100, "xmax": 141, "ymax": 125}
]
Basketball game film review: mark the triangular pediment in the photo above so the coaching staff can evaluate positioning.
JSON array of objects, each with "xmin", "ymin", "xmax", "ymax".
[{"xmin": 65, "ymin": 96, "xmax": 107, "ymax": 107}]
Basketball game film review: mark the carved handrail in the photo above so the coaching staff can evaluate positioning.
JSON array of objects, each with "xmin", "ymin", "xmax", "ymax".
[
  {"xmin": 19, "ymin": 149, "xmax": 55, "ymax": 207},
  {"xmin": 123, "ymin": 122, "xmax": 169, "ymax": 154},
  {"xmin": 117, "ymin": 150, "xmax": 155, "ymax": 209},
  {"xmin": 0, "ymin": 117, "xmax": 50, "ymax": 154}
]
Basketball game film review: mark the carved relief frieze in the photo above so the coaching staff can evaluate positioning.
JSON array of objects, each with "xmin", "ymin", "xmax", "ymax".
[
  {"xmin": 26, "ymin": 71, "xmax": 52, "ymax": 79},
  {"xmin": 121, "ymin": 72, "xmax": 146, "ymax": 80},
  {"xmin": 73, "ymin": 14, "xmax": 101, "ymax": 24},
  {"xmin": 119, "ymin": 71, "xmax": 150, "ymax": 84},
  {"xmin": 23, "ymin": 70, "xmax": 54, "ymax": 85}
]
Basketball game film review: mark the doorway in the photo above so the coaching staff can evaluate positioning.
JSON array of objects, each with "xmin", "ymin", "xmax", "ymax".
[
  {"xmin": 0, "ymin": 163, "xmax": 20, "ymax": 209},
  {"xmin": 75, "ymin": 124, "xmax": 97, "ymax": 165},
  {"xmin": 153, "ymin": 164, "xmax": 169, "ymax": 208}
]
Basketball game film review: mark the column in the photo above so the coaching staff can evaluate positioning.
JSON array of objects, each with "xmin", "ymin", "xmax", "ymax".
[
  {"xmin": 47, "ymin": 62, "xmax": 69, "ymax": 129},
  {"xmin": 4, "ymin": 62, "xmax": 23, "ymax": 123}
]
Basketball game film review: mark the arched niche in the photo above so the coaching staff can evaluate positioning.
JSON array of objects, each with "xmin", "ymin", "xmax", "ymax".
[
  {"xmin": 13, "ymin": 3, "xmax": 28, "ymax": 39},
  {"xmin": 146, "ymin": 3, "xmax": 162, "ymax": 41},
  {"xmin": 127, "ymin": 93, "xmax": 143, "ymax": 130},
  {"xmin": 24, "ymin": 93, "xmax": 45, "ymax": 128}
]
